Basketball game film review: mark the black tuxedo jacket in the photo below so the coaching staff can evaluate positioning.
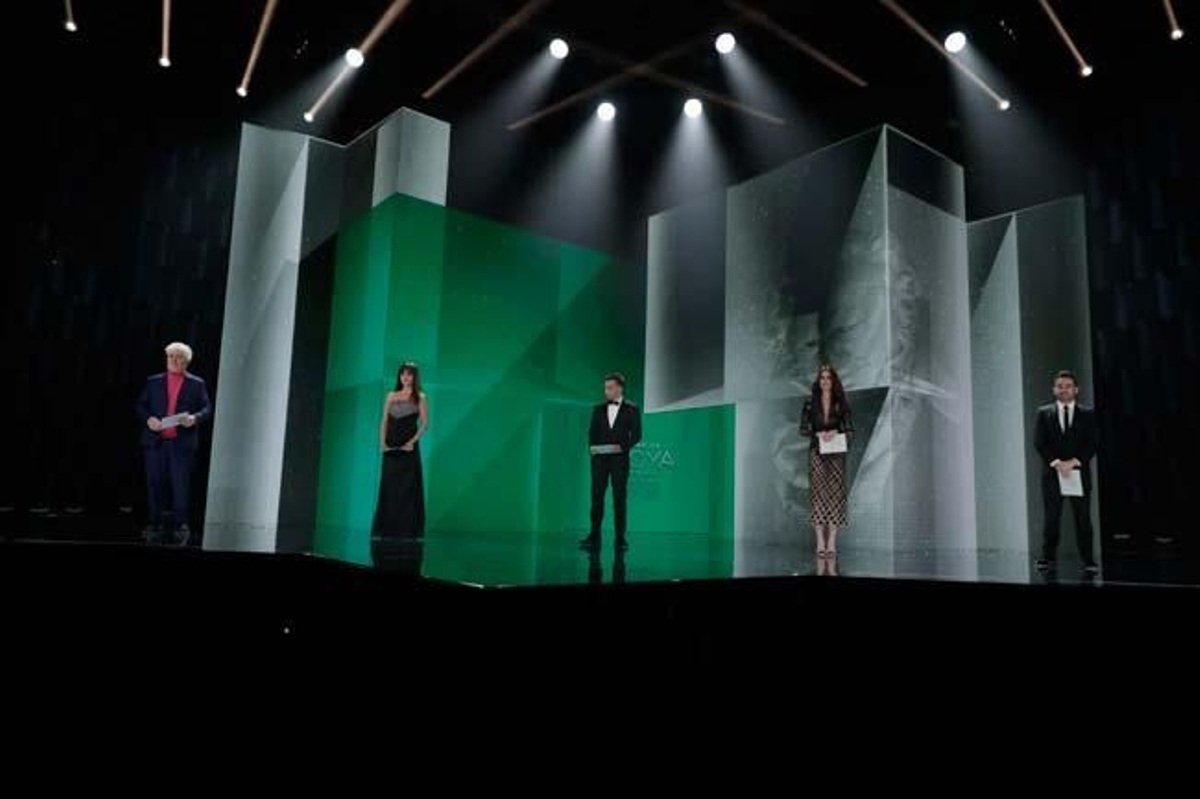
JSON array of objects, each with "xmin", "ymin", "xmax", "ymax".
[
  {"xmin": 589, "ymin": 400, "xmax": 642, "ymax": 455},
  {"xmin": 1033, "ymin": 402, "xmax": 1098, "ymax": 493}
]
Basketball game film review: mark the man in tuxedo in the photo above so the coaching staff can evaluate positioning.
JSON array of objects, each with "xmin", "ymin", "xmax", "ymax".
[
  {"xmin": 135, "ymin": 341, "xmax": 212, "ymax": 546},
  {"xmin": 1033, "ymin": 370, "xmax": 1099, "ymax": 573},
  {"xmin": 581, "ymin": 372, "xmax": 641, "ymax": 551}
]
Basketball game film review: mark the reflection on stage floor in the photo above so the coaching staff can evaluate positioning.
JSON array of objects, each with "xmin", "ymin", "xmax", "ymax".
[{"xmin": 351, "ymin": 529, "xmax": 1197, "ymax": 590}]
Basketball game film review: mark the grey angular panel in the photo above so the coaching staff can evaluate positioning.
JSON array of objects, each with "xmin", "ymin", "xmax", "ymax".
[
  {"xmin": 886, "ymin": 185, "xmax": 977, "ymax": 577},
  {"xmin": 372, "ymin": 108, "xmax": 450, "ymax": 207},
  {"xmin": 968, "ymin": 196, "xmax": 1097, "ymax": 576},
  {"xmin": 886, "ymin": 127, "xmax": 965, "ymax": 219},
  {"xmin": 1015, "ymin": 198, "xmax": 1099, "ymax": 566},
  {"xmin": 645, "ymin": 190, "xmax": 726, "ymax": 412},
  {"xmin": 646, "ymin": 124, "xmax": 982, "ymax": 575},
  {"xmin": 204, "ymin": 125, "xmax": 309, "ymax": 553},
  {"xmin": 733, "ymin": 387, "xmax": 889, "ymax": 575},
  {"xmin": 725, "ymin": 129, "xmax": 885, "ymax": 401},
  {"xmin": 967, "ymin": 216, "xmax": 1030, "ymax": 577},
  {"xmin": 823, "ymin": 135, "xmax": 889, "ymax": 391},
  {"xmin": 205, "ymin": 109, "xmax": 451, "ymax": 553}
]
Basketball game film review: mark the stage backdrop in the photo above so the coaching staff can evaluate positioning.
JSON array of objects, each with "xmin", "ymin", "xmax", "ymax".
[
  {"xmin": 204, "ymin": 108, "xmax": 451, "ymax": 554},
  {"xmin": 647, "ymin": 126, "xmax": 981, "ymax": 579},
  {"xmin": 207, "ymin": 115, "xmax": 1092, "ymax": 584},
  {"xmin": 303, "ymin": 193, "xmax": 734, "ymax": 576}
]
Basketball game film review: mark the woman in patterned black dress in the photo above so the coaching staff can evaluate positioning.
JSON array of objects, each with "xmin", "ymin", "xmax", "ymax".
[
  {"xmin": 372, "ymin": 362, "xmax": 428, "ymax": 544},
  {"xmin": 800, "ymin": 364, "xmax": 852, "ymax": 560}
]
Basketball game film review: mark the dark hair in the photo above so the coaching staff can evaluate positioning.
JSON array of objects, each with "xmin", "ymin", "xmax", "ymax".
[
  {"xmin": 395, "ymin": 361, "xmax": 422, "ymax": 396},
  {"xmin": 604, "ymin": 372, "xmax": 626, "ymax": 388},
  {"xmin": 812, "ymin": 364, "xmax": 849, "ymax": 415},
  {"xmin": 1054, "ymin": 370, "xmax": 1078, "ymax": 386}
]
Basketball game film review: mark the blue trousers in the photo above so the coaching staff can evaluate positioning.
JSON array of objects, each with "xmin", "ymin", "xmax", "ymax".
[{"xmin": 145, "ymin": 441, "xmax": 196, "ymax": 527}]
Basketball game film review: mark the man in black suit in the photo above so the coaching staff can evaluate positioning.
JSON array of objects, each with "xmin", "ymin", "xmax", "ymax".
[
  {"xmin": 581, "ymin": 372, "xmax": 641, "ymax": 551},
  {"xmin": 135, "ymin": 341, "xmax": 212, "ymax": 546},
  {"xmin": 1033, "ymin": 370, "xmax": 1098, "ymax": 573}
]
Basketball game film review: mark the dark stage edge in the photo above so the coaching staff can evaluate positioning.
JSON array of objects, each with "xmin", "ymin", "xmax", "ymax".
[{"xmin": 3, "ymin": 541, "xmax": 1197, "ymax": 672}]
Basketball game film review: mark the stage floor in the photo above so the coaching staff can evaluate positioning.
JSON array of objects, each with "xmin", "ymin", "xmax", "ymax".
[
  {"xmin": 363, "ymin": 530, "xmax": 1196, "ymax": 589},
  {"xmin": 3, "ymin": 517, "xmax": 1195, "ymax": 590}
]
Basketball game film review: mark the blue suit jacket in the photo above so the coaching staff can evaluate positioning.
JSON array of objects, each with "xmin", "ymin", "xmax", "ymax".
[{"xmin": 136, "ymin": 372, "xmax": 212, "ymax": 450}]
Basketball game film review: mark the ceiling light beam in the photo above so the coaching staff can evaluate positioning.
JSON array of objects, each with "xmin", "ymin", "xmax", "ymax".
[
  {"xmin": 727, "ymin": 0, "xmax": 868, "ymax": 88},
  {"xmin": 1036, "ymin": 0, "xmax": 1094, "ymax": 77},
  {"xmin": 423, "ymin": 0, "xmax": 554, "ymax": 99},
  {"xmin": 879, "ymin": 0, "xmax": 1010, "ymax": 109}
]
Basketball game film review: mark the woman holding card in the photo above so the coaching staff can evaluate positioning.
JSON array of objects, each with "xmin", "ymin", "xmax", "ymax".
[{"xmin": 800, "ymin": 364, "xmax": 852, "ymax": 560}]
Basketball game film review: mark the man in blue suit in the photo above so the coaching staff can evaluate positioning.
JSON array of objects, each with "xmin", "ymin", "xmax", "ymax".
[{"xmin": 135, "ymin": 341, "xmax": 212, "ymax": 545}]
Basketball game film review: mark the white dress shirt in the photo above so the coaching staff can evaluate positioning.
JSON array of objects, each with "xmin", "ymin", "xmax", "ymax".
[
  {"xmin": 1057, "ymin": 400, "xmax": 1076, "ymax": 433},
  {"xmin": 1050, "ymin": 400, "xmax": 1078, "ymax": 469},
  {"xmin": 607, "ymin": 398, "xmax": 622, "ymax": 428}
]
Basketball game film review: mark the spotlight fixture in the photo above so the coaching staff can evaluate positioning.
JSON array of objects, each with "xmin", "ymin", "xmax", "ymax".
[
  {"xmin": 160, "ymin": 0, "xmax": 172, "ymax": 69},
  {"xmin": 715, "ymin": 32, "xmax": 736, "ymax": 54},
  {"xmin": 549, "ymin": 38, "xmax": 569, "ymax": 59},
  {"xmin": 998, "ymin": 99, "xmax": 1011, "ymax": 111},
  {"xmin": 880, "ymin": 0, "xmax": 1009, "ymax": 112},
  {"xmin": 506, "ymin": 36, "xmax": 784, "ymax": 130},
  {"xmin": 683, "ymin": 98, "xmax": 703, "ymax": 118},
  {"xmin": 423, "ymin": 0, "xmax": 549, "ymax": 99},
  {"xmin": 1163, "ymin": 0, "xmax": 1185, "ymax": 40},
  {"xmin": 944, "ymin": 31, "xmax": 967, "ymax": 52},
  {"xmin": 64, "ymin": 0, "xmax": 77, "ymax": 32},
  {"xmin": 1036, "ymin": 0, "xmax": 1094, "ymax": 79},
  {"xmin": 727, "ymin": 1, "xmax": 867, "ymax": 87},
  {"xmin": 238, "ymin": 0, "xmax": 280, "ymax": 102},
  {"xmin": 304, "ymin": 0, "xmax": 414, "ymax": 125},
  {"xmin": 596, "ymin": 101, "xmax": 616, "ymax": 121}
]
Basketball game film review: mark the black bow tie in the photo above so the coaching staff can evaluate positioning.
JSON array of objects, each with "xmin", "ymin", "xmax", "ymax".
[{"xmin": 608, "ymin": 400, "xmax": 621, "ymax": 406}]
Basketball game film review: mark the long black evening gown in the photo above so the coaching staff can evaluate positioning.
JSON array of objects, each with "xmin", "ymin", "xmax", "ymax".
[{"xmin": 372, "ymin": 396, "xmax": 426, "ymax": 540}]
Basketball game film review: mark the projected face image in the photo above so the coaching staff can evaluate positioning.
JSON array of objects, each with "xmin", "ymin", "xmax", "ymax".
[
  {"xmin": 822, "ymin": 223, "xmax": 887, "ymax": 390},
  {"xmin": 768, "ymin": 404, "xmax": 807, "ymax": 522},
  {"xmin": 763, "ymin": 294, "xmax": 821, "ymax": 394},
  {"xmin": 888, "ymin": 229, "xmax": 923, "ymax": 385}
]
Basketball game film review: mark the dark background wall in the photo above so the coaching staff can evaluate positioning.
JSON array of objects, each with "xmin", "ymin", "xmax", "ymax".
[{"xmin": 10, "ymin": 74, "xmax": 241, "ymax": 535}]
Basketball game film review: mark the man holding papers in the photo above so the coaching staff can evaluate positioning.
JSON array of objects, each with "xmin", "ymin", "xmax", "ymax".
[
  {"xmin": 136, "ymin": 341, "xmax": 212, "ymax": 545},
  {"xmin": 800, "ymin": 364, "xmax": 853, "ymax": 561},
  {"xmin": 581, "ymin": 372, "xmax": 641, "ymax": 552},
  {"xmin": 1033, "ymin": 370, "xmax": 1098, "ymax": 574}
]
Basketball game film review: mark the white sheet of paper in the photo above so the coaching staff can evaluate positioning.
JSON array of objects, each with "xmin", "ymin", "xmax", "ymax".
[
  {"xmin": 1058, "ymin": 469, "xmax": 1084, "ymax": 497},
  {"xmin": 159, "ymin": 413, "xmax": 189, "ymax": 430},
  {"xmin": 818, "ymin": 433, "xmax": 847, "ymax": 455}
]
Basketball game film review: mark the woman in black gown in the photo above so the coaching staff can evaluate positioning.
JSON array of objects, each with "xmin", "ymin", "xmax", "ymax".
[{"xmin": 372, "ymin": 362, "xmax": 428, "ymax": 546}]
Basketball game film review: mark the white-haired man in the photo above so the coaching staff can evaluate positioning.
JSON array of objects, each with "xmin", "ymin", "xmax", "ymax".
[{"xmin": 135, "ymin": 342, "xmax": 212, "ymax": 545}]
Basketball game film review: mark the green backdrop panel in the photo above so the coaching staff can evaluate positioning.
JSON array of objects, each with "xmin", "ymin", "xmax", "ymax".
[{"xmin": 313, "ymin": 194, "xmax": 732, "ymax": 580}]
